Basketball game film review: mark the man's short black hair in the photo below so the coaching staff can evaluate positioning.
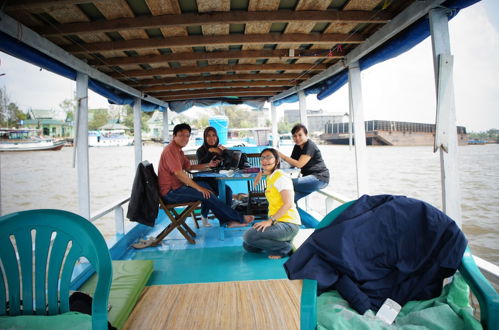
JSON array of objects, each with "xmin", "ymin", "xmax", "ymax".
[
  {"xmin": 173, "ymin": 123, "xmax": 191, "ymax": 136},
  {"xmin": 291, "ymin": 123, "xmax": 308, "ymax": 135}
]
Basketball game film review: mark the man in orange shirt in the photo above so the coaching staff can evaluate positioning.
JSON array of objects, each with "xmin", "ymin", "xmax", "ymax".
[{"xmin": 158, "ymin": 123, "xmax": 253, "ymax": 227}]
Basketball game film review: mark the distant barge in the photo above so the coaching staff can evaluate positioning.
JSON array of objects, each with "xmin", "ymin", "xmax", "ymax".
[{"xmin": 320, "ymin": 120, "xmax": 468, "ymax": 146}]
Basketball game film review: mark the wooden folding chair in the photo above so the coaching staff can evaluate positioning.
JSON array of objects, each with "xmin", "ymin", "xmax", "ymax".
[
  {"xmin": 131, "ymin": 161, "xmax": 201, "ymax": 248},
  {"xmin": 133, "ymin": 200, "xmax": 200, "ymax": 248},
  {"xmin": 154, "ymin": 199, "xmax": 201, "ymax": 244}
]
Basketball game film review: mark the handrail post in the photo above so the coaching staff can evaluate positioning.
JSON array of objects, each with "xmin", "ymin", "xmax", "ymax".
[
  {"xmin": 76, "ymin": 72, "xmax": 90, "ymax": 219},
  {"xmin": 325, "ymin": 197, "xmax": 334, "ymax": 214},
  {"xmin": 162, "ymin": 110, "xmax": 169, "ymax": 143},
  {"xmin": 348, "ymin": 62, "xmax": 369, "ymax": 197},
  {"xmin": 298, "ymin": 90, "xmax": 308, "ymax": 128},
  {"xmin": 114, "ymin": 206, "xmax": 125, "ymax": 236},
  {"xmin": 271, "ymin": 102, "xmax": 278, "ymax": 148},
  {"xmin": 429, "ymin": 8, "xmax": 462, "ymax": 227},
  {"xmin": 133, "ymin": 97, "xmax": 142, "ymax": 170}
]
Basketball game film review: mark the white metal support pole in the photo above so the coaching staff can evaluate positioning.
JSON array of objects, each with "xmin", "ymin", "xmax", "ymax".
[
  {"xmin": 133, "ymin": 98, "xmax": 142, "ymax": 170},
  {"xmin": 298, "ymin": 90, "xmax": 308, "ymax": 127},
  {"xmin": 348, "ymin": 90, "xmax": 354, "ymax": 150},
  {"xmin": 162, "ymin": 110, "xmax": 169, "ymax": 143},
  {"xmin": 271, "ymin": 102, "xmax": 278, "ymax": 148},
  {"xmin": 348, "ymin": 62, "xmax": 369, "ymax": 197},
  {"xmin": 348, "ymin": 114, "xmax": 353, "ymax": 149},
  {"xmin": 76, "ymin": 72, "xmax": 90, "ymax": 219},
  {"xmin": 429, "ymin": 8, "xmax": 462, "ymax": 227}
]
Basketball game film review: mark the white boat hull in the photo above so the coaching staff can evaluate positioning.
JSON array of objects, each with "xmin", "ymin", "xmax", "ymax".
[
  {"xmin": 0, "ymin": 140, "xmax": 64, "ymax": 151},
  {"xmin": 88, "ymin": 136, "xmax": 134, "ymax": 147}
]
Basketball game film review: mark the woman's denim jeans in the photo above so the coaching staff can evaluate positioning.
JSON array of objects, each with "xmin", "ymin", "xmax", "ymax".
[
  {"xmin": 243, "ymin": 222, "xmax": 300, "ymax": 257},
  {"xmin": 293, "ymin": 175, "xmax": 329, "ymax": 202}
]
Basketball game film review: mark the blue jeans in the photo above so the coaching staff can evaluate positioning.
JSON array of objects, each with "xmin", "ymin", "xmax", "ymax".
[
  {"xmin": 162, "ymin": 181, "xmax": 243, "ymax": 225},
  {"xmin": 293, "ymin": 175, "xmax": 329, "ymax": 202},
  {"xmin": 243, "ymin": 222, "xmax": 300, "ymax": 257},
  {"xmin": 194, "ymin": 177, "xmax": 233, "ymax": 217}
]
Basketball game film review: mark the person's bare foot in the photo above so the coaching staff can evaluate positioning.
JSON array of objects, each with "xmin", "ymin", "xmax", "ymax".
[
  {"xmin": 227, "ymin": 221, "xmax": 250, "ymax": 228},
  {"xmin": 201, "ymin": 215, "xmax": 212, "ymax": 227},
  {"xmin": 268, "ymin": 255, "xmax": 283, "ymax": 259},
  {"xmin": 243, "ymin": 215, "xmax": 255, "ymax": 223}
]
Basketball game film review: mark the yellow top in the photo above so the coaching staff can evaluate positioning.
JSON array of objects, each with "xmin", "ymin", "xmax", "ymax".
[{"xmin": 265, "ymin": 170, "xmax": 301, "ymax": 225}]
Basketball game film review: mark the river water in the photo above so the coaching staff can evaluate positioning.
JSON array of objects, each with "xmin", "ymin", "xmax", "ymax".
[{"xmin": 1, "ymin": 143, "xmax": 498, "ymax": 265}]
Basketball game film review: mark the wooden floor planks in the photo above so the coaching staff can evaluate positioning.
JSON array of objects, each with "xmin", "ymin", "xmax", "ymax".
[{"xmin": 124, "ymin": 279, "xmax": 302, "ymax": 330}]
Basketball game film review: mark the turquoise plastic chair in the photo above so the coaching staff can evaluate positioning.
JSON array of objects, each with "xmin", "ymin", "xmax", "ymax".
[
  {"xmin": 300, "ymin": 201, "xmax": 499, "ymax": 330},
  {"xmin": 0, "ymin": 209, "xmax": 113, "ymax": 330}
]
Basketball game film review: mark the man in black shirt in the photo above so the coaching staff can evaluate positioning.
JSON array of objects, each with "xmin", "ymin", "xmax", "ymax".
[{"xmin": 278, "ymin": 124, "xmax": 330, "ymax": 202}]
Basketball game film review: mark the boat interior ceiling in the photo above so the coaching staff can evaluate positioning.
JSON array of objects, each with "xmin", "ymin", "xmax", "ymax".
[{"xmin": 0, "ymin": 0, "xmax": 476, "ymax": 112}]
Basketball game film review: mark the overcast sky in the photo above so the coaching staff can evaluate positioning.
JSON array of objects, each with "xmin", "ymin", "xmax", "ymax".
[{"xmin": 0, "ymin": 0, "xmax": 497, "ymax": 132}]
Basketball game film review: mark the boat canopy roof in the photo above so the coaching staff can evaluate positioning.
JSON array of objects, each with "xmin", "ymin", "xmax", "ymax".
[{"xmin": 0, "ymin": 0, "xmax": 479, "ymax": 113}]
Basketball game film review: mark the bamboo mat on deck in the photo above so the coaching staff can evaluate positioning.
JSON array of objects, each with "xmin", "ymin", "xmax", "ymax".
[{"xmin": 123, "ymin": 279, "xmax": 301, "ymax": 330}]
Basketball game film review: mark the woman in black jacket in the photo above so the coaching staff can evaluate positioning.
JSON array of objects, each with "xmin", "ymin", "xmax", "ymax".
[{"xmin": 195, "ymin": 127, "xmax": 233, "ymax": 226}]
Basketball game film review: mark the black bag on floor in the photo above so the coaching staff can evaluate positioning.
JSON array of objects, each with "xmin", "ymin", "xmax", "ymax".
[
  {"xmin": 70, "ymin": 291, "xmax": 117, "ymax": 330},
  {"xmin": 247, "ymin": 196, "xmax": 269, "ymax": 217}
]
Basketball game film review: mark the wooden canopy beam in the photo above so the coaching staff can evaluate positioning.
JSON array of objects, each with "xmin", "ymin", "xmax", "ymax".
[
  {"xmin": 142, "ymin": 80, "xmax": 294, "ymax": 92},
  {"xmin": 128, "ymin": 74, "xmax": 311, "ymax": 86},
  {"xmin": 64, "ymin": 33, "xmax": 364, "ymax": 54},
  {"xmin": 34, "ymin": 10, "xmax": 392, "ymax": 36},
  {"xmin": 157, "ymin": 92, "xmax": 276, "ymax": 101},
  {"xmin": 151, "ymin": 87, "xmax": 284, "ymax": 98},
  {"xmin": 109, "ymin": 63, "xmax": 328, "ymax": 78},
  {"xmin": 88, "ymin": 49, "xmax": 345, "ymax": 67},
  {"xmin": 5, "ymin": 0, "xmax": 107, "ymax": 10}
]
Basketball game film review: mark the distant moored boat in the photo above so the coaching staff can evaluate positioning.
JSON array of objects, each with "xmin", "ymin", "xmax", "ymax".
[
  {"xmin": 0, "ymin": 128, "xmax": 64, "ymax": 151},
  {"xmin": 88, "ymin": 130, "xmax": 134, "ymax": 147}
]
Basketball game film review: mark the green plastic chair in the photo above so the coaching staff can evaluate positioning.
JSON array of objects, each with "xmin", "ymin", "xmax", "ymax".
[
  {"xmin": 300, "ymin": 201, "xmax": 499, "ymax": 330},
  {"xmin": 0, "ymin": 209, "xmax": 113, "ymax": 330}
]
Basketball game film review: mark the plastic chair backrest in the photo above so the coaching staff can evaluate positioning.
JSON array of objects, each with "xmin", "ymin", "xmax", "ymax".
[
  {"xmin": 0, "ymin": 209, "xmax": 112, "ymax": 330},
  {"xmin": 459, "ymin": 247, "xmax": 499, "ymax": 329}
]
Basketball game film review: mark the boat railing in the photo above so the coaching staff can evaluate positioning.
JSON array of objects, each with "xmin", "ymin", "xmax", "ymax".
[
  {"xmin": 300, "ymin": 187, "xmax": 351, "ymax": 217},
  {"xmin": 90, "ymin": 197, "xmax": 130, "ymax": 236},
  {"xmin": 473, "ymin": 256, "xmax": 499, "ymax": 290},
  {"xmin": 301, "ymin": 187, "xmax": 499, "ymax": 290}
]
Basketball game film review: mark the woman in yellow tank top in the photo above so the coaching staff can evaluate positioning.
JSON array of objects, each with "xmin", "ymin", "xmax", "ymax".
[{"xmin": 243, "ymin": 148, "xmax": 301, "ymax": 259}]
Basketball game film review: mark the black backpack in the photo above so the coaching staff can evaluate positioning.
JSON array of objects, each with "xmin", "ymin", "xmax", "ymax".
[{"xmin": 70, "ymin": 292, "xmax": 117, "ymax": 330}]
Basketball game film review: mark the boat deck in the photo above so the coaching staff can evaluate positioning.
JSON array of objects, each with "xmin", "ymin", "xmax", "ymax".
[{"xmin": 124, "ymin": 218, "xmax": 300, "ymax": 329}]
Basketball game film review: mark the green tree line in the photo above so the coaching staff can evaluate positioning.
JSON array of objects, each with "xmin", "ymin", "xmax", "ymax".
[
  {"xmin": 468, "ymin": 129, "xmax": 499, "ymax": 141},
  {"xmin": 88, "ymin": 105, "xmax": 151, "ymax": 132},
  {"xmin": 0, "ymin": 88, "xmax": 152, "ymax": 133},
  {"xmin": 0, "ymin": 87, "xmax": 27, "ymax": 127}
]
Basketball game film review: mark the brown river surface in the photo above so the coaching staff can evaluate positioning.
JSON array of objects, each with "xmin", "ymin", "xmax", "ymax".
[{"xmin": 1, "ymin": 143, "xmax": 498, "ymax": 265}]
